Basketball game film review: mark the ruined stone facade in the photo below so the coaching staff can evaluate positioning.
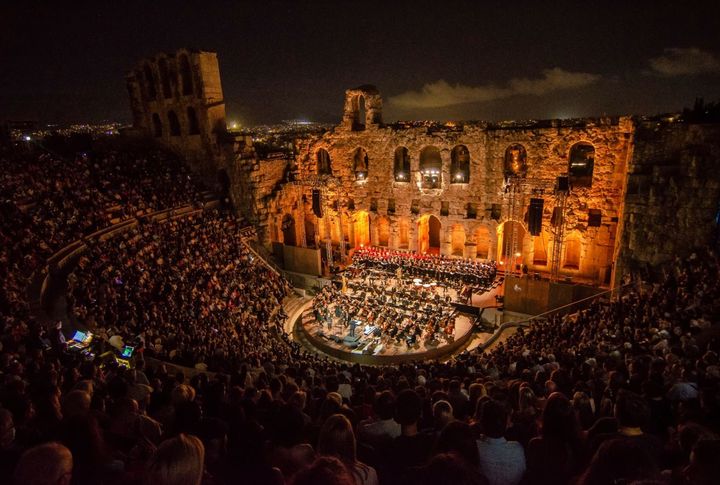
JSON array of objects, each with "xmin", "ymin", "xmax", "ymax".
[
  {"xmin": 257, "ymin": 87, "xmax": 634, "ymax": 285},
  {"xmin": 126, "ymin": 48, "xmax": 227, "ymax": 174},
  {"xmin": 619, "ymin": 120, "xmax": 720, "ymax": 273},
  {"xmin": 124, "ymin": 52, "xmax": 720, "ymax": 286}
]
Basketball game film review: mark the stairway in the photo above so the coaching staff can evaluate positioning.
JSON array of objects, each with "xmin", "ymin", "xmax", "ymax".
[{"xmin": 281, "ymin": 292, "xmax": 312, "ymax": 335}]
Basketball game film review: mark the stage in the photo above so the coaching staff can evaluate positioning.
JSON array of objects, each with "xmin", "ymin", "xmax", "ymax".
[
  {"xmin": 293, "ymin": 276, "xmax": 479, "ymax": 365},
  {"xmin": 295, "ymin": 308, "xmax": 475, "ymax": 365}
]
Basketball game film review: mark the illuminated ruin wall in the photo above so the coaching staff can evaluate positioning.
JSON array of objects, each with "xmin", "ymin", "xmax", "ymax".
[
  {"xmin": 619, "ymin": 120, "xmax": 720, "ymax": 274},
  {"xmin": 126, "ymin": 48, "xmax": 227, "ymax": 175},
  {"xmin": 255, "ymin": 86, "xmax": 634, "ymax": 285}
]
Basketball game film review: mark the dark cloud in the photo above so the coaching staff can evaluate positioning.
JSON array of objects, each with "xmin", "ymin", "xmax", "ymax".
[
  {"xmin": 648, "ymin": 47, "xmax": 720, "ymax": 76},
  {"xmin": 389, "ymin": 68, "xmax": 601, "ymax": 109}
]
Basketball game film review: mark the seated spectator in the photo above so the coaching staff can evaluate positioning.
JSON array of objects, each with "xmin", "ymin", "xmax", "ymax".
[
  {"xmin": 357, "ymin": 390, "xmax": 400, "ymax": 447},
  {"xmin": 414, "ymin": 452, "xmax": 489, "ymax": 485},
  {"xmin": 13, "ymin": 441, "xmax": 73, "ymax": 485},
  {"xmin": 387, "ymin": 389, "xmax": 434, "ymax": 480},
  {"xmin": 593, "ymin": 390, "xmax": 664, "ymax": 465},
  {"xmin": 577, "ymin": 438, "xmax": 659, "ymax": 485},
  {"xmin": 145, "ymin": 433, "xmax": 205, "ymax": 485},
  {"xmin": 430, "ymin": 400, "xmax": 455, "ymax": 437},
  {"xmin": 525, "ymin": 392, "xmax": 585, "ymax": 484},
  {"xmin": 317, "ymin": 414, "xmax": 378, "ymax": 485},
  {"xmin": 476, "ymin": 399, "xmax": 525, "ymax": 485},
  {"xmin": 434, "ymin": 421, "xmax": 480, "ymax": 468},
  {"xmin": 291, "ymin": 456, "xmax": 356, "ymax": 485},
  {"xmin": 682, "ymin": 439, "xmax": 720, "ymax": 485}
]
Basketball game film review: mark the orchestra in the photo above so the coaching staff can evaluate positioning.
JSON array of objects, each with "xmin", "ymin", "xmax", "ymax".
[{"xmin": 307, "ymin": 248, "xmax": 498, "ymax": 353}]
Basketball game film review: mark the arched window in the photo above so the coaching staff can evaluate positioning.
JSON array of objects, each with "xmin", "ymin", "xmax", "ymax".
[
  {"xmin": 143, "ymin": 64, "xmax": 157, "ymax": 100},
  {"xmin": 568, "ymin": 142, "xmax": 595, "ymax": 187},
  {"xmin": 394, "ymin": 147, "xmax": 410, "ymax": 182},
  {"xmin": 304, "ymin": 217, "xmax": 316, "ymax": 247},
  {"xmin": 419, "ymin": 146, "xmax": 442, "ymax": 188},
  {"xmin": 317, "ymin": 149, "xmax": 332, "ymax": 175},
  {"xmin": 504, "ymin": 144, "xmax": 527, "ymax": 177},
  {"xmin": 179, "ymin": 54, "xmax": 194, "ymax": 95},
  {"xmin": 450, "ymin": 145, "xmax": 470, "ymax": 183},
  {"xmin": 399, "ymin": 218, "xmax": 409, "ymax": 248},
  {"xmin": 186, "ymin": 107, "xmax": 200, "ymax": 135},
  {"xmin": 353, "ymin": 148, "xmax": 369, "ymax": 180},
  {"xmin": 451, "ymin": 224, "xmax": 466, "ymax": 256},
  {"xmin": 533, "ymin": 233, "xmax": 548, "ymax": 266},
  {"xmin": 377, "ymin": 217, "xmax": 390, "ymax": 247},
  {"xmin": 168, "ymin": 110, "xmax": 181, "ymax": 136},
  {"xmin": 158, "ymin": 58, "xmax": 172, "ymax": 99},
  {"xmin": 353, "ymin": 95, "xmax": 366, "ymax": 131},
  {"xmin": 282, "ymin": 214, "xmax": 296, "ymax": 246},
  {"xmin": 475, "ymin": 226, "xmax": 491, "ymax": 260},
  {"xmin": 152, "ymin": 113, "xmax": 163, "ymax": 137},
  {"xmin": 563, "ymin": 234, "xmax": 581, "ymax": 269}
]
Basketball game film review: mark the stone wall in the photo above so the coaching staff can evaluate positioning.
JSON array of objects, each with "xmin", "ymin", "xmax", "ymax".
[
  {"xmin": 258, "ymin": 86, "xmax": 634, "ymax": 285},
  {"xmin": 122, "ymin": 52, "xmax": 720, "ymax": 285},
  {"xmin": 126, "ymin": 48, "xmax": 227, "ymax": 175},
  {"xmin": 619, "ymin": 120, "xmax": 720, "ymax": 274}
]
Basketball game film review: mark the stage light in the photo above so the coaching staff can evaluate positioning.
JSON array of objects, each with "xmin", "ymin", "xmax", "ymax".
[{"xmin": 515, "ymin": 252, "xmax": 521, "ymax": 257}]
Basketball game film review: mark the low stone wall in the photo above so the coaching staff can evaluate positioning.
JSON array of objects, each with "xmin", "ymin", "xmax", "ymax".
[{"xmin": 295, "ymin": 318, "xmax": 476, "ymax": 366}]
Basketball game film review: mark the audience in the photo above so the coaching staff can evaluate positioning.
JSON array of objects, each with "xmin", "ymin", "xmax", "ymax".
[
  {"xmin": 0, "ymin": 143, "xmax": 719, "ymax": 484},
  {"xmin": 476, "ymin": 399, "xmax": 526, "ymax": 485},
  {"xmin": 13, "ymin": 441, "xmax": 73, "ymax": 485}
]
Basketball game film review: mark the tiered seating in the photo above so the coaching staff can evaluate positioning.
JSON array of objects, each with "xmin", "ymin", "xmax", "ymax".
[{"xmin": 1, "ymin": 143, "xmax": 719, "ymax": 485}]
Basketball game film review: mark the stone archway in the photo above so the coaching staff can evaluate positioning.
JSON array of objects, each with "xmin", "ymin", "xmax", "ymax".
[
  {"xmin": 354, "ymin": 211, "xmax": 370, "ymax": 248},
  {"xmin": 450, "ymin": 224, "xmax": 466, "ymax": 256},
  {"xmin": 282, "ymin": 214, "xmax": 297, "ymax": 247},
  {"xmin": 304, "ymin": 216, "xmax": 317, "ymax": 247},
  {"xmin": 418, "ymin": 214, "xmax": 441, "ymax": 254},
  {"xmin": 377, "ymin": 216, "xmax": 390, "ymax": 247},
  {"xmin": 497, "ymin": 220, "xmax": 527, "ymax": 266},
  {"xmin": 474, "ymin": 225, "xmax": 491, "ymax": 260},
  {"xmin": 398, "ymin": 217, "xmax": 410, "ymax": 249}
]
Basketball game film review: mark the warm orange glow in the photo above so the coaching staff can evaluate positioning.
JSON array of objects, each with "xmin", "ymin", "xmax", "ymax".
[{"xmin": 354, "ymin": 211, "xmax": 370, "ymax": 248}]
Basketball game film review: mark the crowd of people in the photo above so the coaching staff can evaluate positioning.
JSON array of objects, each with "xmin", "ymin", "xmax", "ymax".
[
  {"xmin": 311, "ymin": 277, "xmax": 457, "ymax": 350},
  {"xmin": 1, "ymin": 142, "xmax": 720, "ymax": 485},
  {"xmin": 66, "ymin": 210, "xmax": 290, "ymax": 371},
  {"xmin": 0, "ymin": 145, "xmax": 208, "ymax": 371},
  {"xmin": 351, "ymin": 247, "xmax": 498, "ymax": 291}
]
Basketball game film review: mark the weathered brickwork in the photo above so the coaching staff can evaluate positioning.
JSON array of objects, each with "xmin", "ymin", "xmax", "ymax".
[
  {"xmin": 261, "ymin": 86, "xmax": 634, "ymax": 285},
  {"xmin": 125, "ymin": 52, "xmax": 720, "ymax": 285},
  {"xmin": 619, "ymin": 120, "xmax": 720, "ymax": 274},
  {"xmin": 126, "ymin": 48, "xmax": 227, "ymax": 174}
]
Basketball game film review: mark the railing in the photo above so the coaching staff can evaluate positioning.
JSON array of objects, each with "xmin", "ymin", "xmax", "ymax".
[
  {"xmin": 34, "ymin": 203, "xmax": 215, "ymax": 312},
  {"xmin": 471, "ymin": 281, "xmax": 636, "ymax": 354}
]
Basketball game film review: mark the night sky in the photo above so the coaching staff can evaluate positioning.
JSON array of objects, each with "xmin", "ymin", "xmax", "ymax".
[{"xmin": 2, "ymin": 0, "xmax": 720, "ymax": 126}]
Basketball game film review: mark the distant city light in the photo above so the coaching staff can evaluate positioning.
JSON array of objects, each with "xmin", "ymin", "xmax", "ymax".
[
  {"xmin": 230, "ymin": 121, "xmax": 239, "ymax": 129},
  {"xmin": 23, "ymin": 135, "xmax": 32, "ymax": 141}
]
